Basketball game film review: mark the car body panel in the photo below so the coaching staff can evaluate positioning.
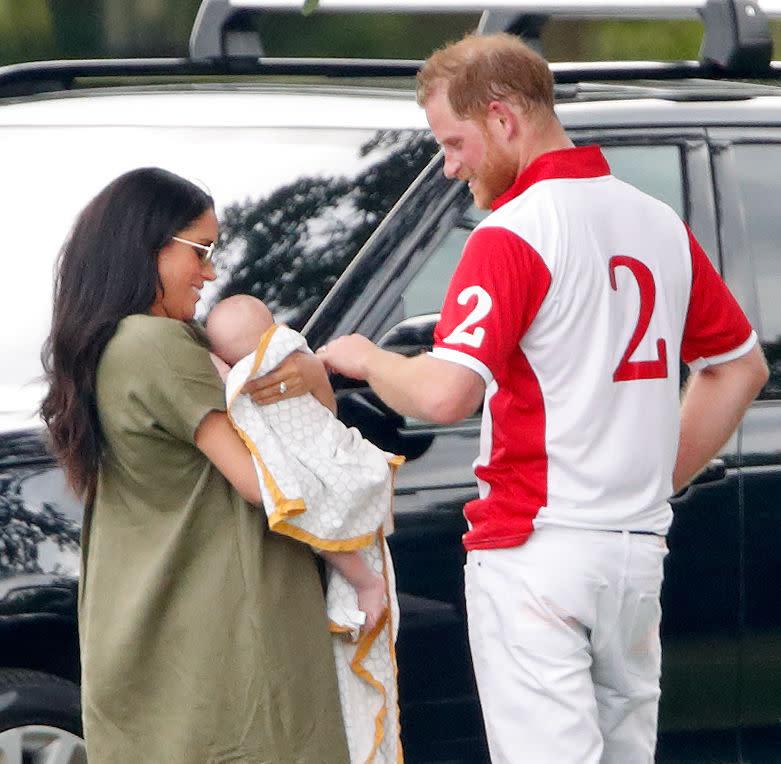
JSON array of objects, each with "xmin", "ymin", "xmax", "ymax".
[{"xmin": 0, "ymin": 85, "xmax": 427, "ymax": 128}]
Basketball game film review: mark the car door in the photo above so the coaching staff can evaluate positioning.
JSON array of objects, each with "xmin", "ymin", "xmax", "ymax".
[
  {"xmin": 595, "ymin": 132, "xmax": 744, "ymax": 764},
  {"xmin": 710, "ymin": 128, "xmax": 781, "ymax": 762},
  {"xmin": 594, "ymin": 132, "xmax": 742, "ymax": 763},
  {"xmin": 307, "ymin": 129, "xmax": 744, "ymax": 763},
  {"xmin": 306, "ymin": 163, "xmax": 489, "ymax": 761},
  {"xmin": 0, "ymin": 93, "xmax": 440, "ymax": 749}
]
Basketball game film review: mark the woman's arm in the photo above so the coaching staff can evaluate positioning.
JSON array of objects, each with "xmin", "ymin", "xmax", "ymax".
[
  {"xmin": 194, "ymin": 409, "xmax": 262, "ymax": 505},
  {"xmin": 242, "ymin": 352, "xmax": 336, "ymax": 414}
]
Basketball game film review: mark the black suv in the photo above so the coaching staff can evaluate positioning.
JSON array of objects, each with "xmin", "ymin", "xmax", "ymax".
[{"xmin": 1, "ymin": 0, "xmax": 780, "ymax": 761}]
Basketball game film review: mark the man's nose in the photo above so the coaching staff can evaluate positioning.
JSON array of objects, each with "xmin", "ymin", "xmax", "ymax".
[{"xmin": 443, "ymin": 152, "xmax": 460, "ymax": 179}]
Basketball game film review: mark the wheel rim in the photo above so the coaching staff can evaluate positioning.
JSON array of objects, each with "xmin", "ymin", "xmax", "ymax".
[{"xmin": 0, "ymin": 726, "xmax": 86, "ymax": 764}]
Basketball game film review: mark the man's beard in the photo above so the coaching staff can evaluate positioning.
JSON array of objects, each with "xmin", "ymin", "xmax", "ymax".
[{"xmin": 471, "ymin": 133, "xmax": 518, "ymax": 209}]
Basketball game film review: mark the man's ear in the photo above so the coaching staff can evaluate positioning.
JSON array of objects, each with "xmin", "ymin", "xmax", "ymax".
[{"xmin": 487, "ymin": 100, "xmax": 520, "ymax": 141}]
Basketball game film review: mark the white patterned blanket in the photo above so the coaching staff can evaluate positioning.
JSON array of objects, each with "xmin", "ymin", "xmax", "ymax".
[{"xmin": 225, "ymin": 324, "xmax": 404, "ymax": 764}]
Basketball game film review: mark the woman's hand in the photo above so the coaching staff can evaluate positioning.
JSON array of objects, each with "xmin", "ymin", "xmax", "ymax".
[{"xmin": 242, "ymin": 351, "xmax": 337, "ymax": 414}]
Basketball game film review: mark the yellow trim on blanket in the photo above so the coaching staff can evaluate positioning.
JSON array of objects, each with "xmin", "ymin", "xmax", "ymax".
[
  {"xmin": 345, "ymin": 532, "xmax": 403, "ymax": 764},
  {"xmin": 384, "ymin": 534, "xmax": 404, "ymax": 764},
  {"xmin": 330, "ymin": 622, "xmax": 356, "ymax": 636},
  {"xmin": 227, "ymin": 326, "xmax": 390, "ymax": 550},
  {"xmin": 326, "ymin": 532, "xmax": 404, "ymax": 762},
  {"xmin": 227, "ymin": 325, "xmax": 308, "ymax": 517},
  {"xmin": 226, "ymin": 324, "xmax": 279, "ymax": 410},
  {"xmin": 229, "ymin": 411, "xmax": 303, "ymax": 515},
  {"xmin": 351, "ymin": 607, "xmax": 390, "ymax": 764},
  {"xmin": 273, "ymin": 520, "xmax": 378, "ymax": 552},
  {"xmin": 386, "ymin": 455, "xmax": 404, "ymax": 534},
  {"xmin": 225, "ymin": 326, "xmax": 404, "ymax": 761},
  {"xmin": 382, "ymin": 530, "xmax": 403, "ymax": 764}
]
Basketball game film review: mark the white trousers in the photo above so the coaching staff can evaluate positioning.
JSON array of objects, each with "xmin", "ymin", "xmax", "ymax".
[{"xmin": 465, "ymin": 527, "xmax": 668, "ymax": 764}]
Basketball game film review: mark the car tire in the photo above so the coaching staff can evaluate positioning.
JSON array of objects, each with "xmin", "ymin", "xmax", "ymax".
[{"xmin": 0, "ymin": 668, "xmax": 85, "ymax": 763}]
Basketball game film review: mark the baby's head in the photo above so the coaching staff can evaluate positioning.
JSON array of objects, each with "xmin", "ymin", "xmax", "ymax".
[{"xmin": 206, "ymin": 294, "xmax": 274, "ymax": 366}]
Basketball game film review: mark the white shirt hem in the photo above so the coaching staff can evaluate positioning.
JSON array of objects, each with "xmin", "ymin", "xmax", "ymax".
[{"xmin": 428, "ymin": 347, "xmax": 494, "ymax": 385}]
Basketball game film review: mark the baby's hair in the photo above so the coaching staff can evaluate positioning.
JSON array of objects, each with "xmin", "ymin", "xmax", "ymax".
[{"xmin": 206, "ymin": 294, "xmax": 273, "ymax": 366}]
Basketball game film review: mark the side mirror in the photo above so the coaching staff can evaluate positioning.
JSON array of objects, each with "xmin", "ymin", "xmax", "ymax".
[
  {"xmin": 331, "ymin": 315, "xmax": 440, "ymax": 460},
  {"xmin": 376, "ymin": 313, "xmax": 439, "ymax": 356}
]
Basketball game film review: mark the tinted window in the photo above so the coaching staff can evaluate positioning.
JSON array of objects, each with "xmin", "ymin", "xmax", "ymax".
[
  {"xmin": 401, "ymin": 204, "xmax": 486, "ymax": 319},
  {"xmin": 601, "ymin": 144, "xmax": 684, "ymax": 217},
  {"xmin": 400, "ymin": 144, "xmax": 685, "ymax": 322},
  {"xmin": 4, "ymin": 468, "xmax": 81, "ymax": 576},
  {"xmin": 215, "ymin": 129, "xmax": 437, "ymax": 329},
  {"xmin": 0, "ymin": 122, "xmax": 435, "ymax": 429},
  {"xmin": 731, "ymin": 144, "xmax": 781, "ymax": 399}
]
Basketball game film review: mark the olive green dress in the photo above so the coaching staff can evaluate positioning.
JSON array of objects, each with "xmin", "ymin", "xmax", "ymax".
[{"xmin": 79, "ymin": 314, "xmax": 349, "ymax": 764}]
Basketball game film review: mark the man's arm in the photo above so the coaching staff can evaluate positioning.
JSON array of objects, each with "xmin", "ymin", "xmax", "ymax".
[
  {"xmin": 318, "ymin": 334, "xmax": 485, "ymax": 424},
  {"xmin": 674, "ymin": 343, "xmax": 769, "ymax": 493}
]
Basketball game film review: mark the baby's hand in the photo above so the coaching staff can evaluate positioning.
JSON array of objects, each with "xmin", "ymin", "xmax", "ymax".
[{"xmin": 356, "ymin": 572, "xmax": 387, "ymax": 633}]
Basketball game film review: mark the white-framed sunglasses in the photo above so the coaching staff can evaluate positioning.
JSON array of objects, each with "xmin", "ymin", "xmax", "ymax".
[{"xmin": 171, "ymin": 235, "xmax": 216, "ymax": 263}]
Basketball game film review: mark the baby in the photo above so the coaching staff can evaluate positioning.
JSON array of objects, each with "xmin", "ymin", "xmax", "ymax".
[{"xmin": 206, "ymin": 294, "xmax": 387, "ymax": 631}]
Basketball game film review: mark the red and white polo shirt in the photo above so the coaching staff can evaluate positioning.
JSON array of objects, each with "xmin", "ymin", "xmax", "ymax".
[{"xmin": 430, "ymin": 145, "xmax": 755, "ymax": 551}]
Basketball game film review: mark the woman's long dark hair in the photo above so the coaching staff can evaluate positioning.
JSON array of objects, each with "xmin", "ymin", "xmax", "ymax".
[{"xmin": 40, "ymin": 167, "xmax": 214, "ymax": 498}]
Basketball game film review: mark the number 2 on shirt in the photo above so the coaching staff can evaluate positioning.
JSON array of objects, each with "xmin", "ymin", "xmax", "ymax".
[
  {"xmin": 609, "ymin": 256, "xmax": 668, "ymax": 382},
  {"xmin": 442, "ymin": 285, "xmax": 493, "ymax": 348}
]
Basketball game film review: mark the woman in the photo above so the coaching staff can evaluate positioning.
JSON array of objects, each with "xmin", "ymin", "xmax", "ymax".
[{"xmin": 40, "ymin": 167, "xmax": 349, "ymax": 763}]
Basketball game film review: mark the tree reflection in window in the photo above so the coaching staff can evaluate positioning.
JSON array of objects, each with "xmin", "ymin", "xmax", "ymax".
[{"xmin": 214, "ymin": 130, "xmax": 438, "ymax": 330}]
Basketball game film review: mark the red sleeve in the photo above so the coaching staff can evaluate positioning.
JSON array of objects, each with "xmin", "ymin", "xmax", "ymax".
[
  {"xmin": 433, "ymin": 226, "xmax": 551, "ymax": 378},
  {"xmin": 681, "ymin": 226, "xmax": 754, "ymax": 365}
]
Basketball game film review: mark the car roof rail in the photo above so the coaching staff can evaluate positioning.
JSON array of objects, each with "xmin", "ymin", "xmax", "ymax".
[
  {"xmin": 699, "ymin": 0, "xmax": 772, "ymax": 72},
  {"xmin": 1, "ymin": 0, "xmax": 778, "ymax": 99},
  {"xmin": 190, "ymin": 0, "xmax": 777, "ymax": 74},
  {"xmin": 190, "ymin": 0, "xmax": 265, "ymax": 61},
  {"xmin": 0, "ymin": 56, "xmax": 426, "ymax": 100}
]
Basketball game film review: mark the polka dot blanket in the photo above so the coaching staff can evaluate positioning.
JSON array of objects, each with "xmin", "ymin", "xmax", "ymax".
[{"xmin": 225, "ymin": 323, "xmax": 404, "ymax": 764}]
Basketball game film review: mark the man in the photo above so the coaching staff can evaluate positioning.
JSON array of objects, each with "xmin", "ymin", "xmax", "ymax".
[{"xmin": 318, "ymin": 33, "xmax": 768, "ymax": 763}]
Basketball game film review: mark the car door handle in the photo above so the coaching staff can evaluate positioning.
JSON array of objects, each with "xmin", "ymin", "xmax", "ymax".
[{"xmin": 690, "ymin": 458, "xmax": 727, "ymax": 486}]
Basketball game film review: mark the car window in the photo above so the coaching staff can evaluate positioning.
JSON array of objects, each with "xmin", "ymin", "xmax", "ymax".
[
  {"xmin": 400, "ymin": 204, "xmax": 486, "ymax": 318},
  {"xmin": 212, "ymin": 128, "xmax": 437, "ymax": 329},
  {"xmin": 730, "ymin": 143, "xmax": 781, "ymax": 399},
  {"xmin": 0, "ymin": 122, "xmax": 435, "ymax": 429},
  {"xmin": 601, "ymin": 144, "xmax": 684, "ymax": 217},
  {"xmin": 400, "ymin": 144, "xmax": 685, "ymax": 321}
]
